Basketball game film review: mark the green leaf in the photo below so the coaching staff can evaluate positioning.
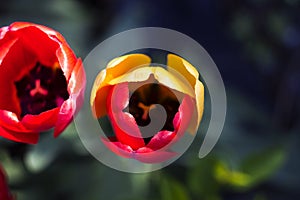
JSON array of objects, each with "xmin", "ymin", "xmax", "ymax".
[
  {"xmin": 161, "ymin": 175, "xmax": 189, "ymax": 200},
  {"xmin": 214, "ymin": 146, "xmax": 286, "ymax": 191},
  {"xmin": 240, "ymin": 146, "xmax": 286, "ymax": 187},
  {"xmin": 214, "ymin": 161, "xmax": 251, "ymax": 188}
]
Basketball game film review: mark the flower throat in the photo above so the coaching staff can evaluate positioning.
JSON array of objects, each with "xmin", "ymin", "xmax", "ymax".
[{"xmin": 15, "ymin": 63, "xmax": 69, "ymax": 118}]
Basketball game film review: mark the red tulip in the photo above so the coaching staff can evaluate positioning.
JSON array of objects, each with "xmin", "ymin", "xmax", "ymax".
[
  {"xmin": 0, "ymin": 22, "xmax": 85, "ymax": 144},
  {"xmin": 0, "ymin": 165, "xmax": 14, "ymax": 200},
  {"xmin": 91, "ymin": 54, "xmax": 204, "ymax": 163}
]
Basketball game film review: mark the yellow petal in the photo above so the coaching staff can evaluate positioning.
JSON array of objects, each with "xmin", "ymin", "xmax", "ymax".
[
  {"xmin": 108, "ymin": 66, "xmax": 195, "ymax": 98},
  {"xmin": 191, "ymin": 80, "xmax": 204, "ymax": 134},
  {"xmin": 167, "ymin": 54, "xmax": 199, "ymax": 88},
  {"xmin": 91, "ymin": 54, "xmax": 151, "ymax": 118},
  {"xmin": 167, "ymin": 54, "xmax": 204, "ymax": 134}
]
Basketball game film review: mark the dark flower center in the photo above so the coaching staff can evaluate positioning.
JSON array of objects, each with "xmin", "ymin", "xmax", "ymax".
[
  {"xmin": 129, "ymin": 83, "xmax": 180, "ymax": 143},
  {"xmin": 15, "ymin": 62, "xmax": 69, "ymax": 118}
]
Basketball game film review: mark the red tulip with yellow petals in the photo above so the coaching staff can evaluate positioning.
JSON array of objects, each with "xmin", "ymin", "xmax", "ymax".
[{"xmin": 91, "ymin": 53, "xmax": 204, "ymax": 163}]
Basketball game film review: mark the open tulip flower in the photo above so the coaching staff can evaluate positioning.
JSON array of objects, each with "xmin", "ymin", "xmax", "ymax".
[
  {"xmin": 0, "ymin": 165, "xmax": 14, "ymax": 200},
  {"xmin": 91, "ymin": 53, "xmax": 204, "ymax": 163},
  {"xmin": 0, "ymin": 22, "xmax": 85, "ymax": 144}
]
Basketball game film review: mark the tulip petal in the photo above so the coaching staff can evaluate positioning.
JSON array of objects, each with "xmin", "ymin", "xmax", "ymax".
[
  {"xmin": 0, "ymin": 110, "xmax": 34, "ymax": 133},
  {"xmin": 101, "ymin": 137, "xmax": 133, "ymax": 158},
  {"xmin": 175, "ymin": 94, "xmax": 195, "ymax": 136},
  {"xmin": 101, "ymin": 138, "xmax": 177, "ymax": 163},
  {"xmin": 9, "ymin": 22, "xmax": 76, "ymax": 78},
  {"xmin": 135, "ymin": 148, "xmax": 177, "ymax": 163},
  {"xmin": 193, "ymin": 80, "xmax": 205, "ymax": 132},
  {"xmin": 0, "ymin": 165, "xmax": 14, "ymax": 200},
  {"xmin": 9, "ymin": 22, "xmax": 60, "ymax": 37},
  {"xmin": 0, "ymin": 39, "xmax": 37, "ymax": 117},
  {"xmin": 9, "ymin": 22, "xmax": 67, "ymax": 43},
  {"xmin": 9, "ymin": 22, "xmax": 47, "ymax": 32},
  {"xmin": 0, "ymin": 37, "xmax": 17, "ymax": 64},
  {"xmin": 68, "ymin": 59, "xmax": 86, "ymax": 94},
  {"xmin": 167, "ymin": 54, "xmax": 204, "ymax": 134},
  {"xmin": 54, "ymin": 51, "xmax": 85, "ymax": 137},
  {"xmin": 167, "ymin": 54, "xmax": 199, "ymax": 87},
  {"xmin": 91, "ymin": 54, "xmax": 151, "ymax": 118},
  {"xmin": 107, "ymin": 82, "xmax": 145, "ymax": 150},
  {"xmin": 17, "ymin": 26, "xmax": 59, "ymax": 67},
  {"xmin": 21, "ymin": 108, "xmax": 60, "ymax": 132},
  {"xmin": 146, "ymin": 130, "xmax": 176, "ymax": 151},
  {"xmin": 107, "ymin": 81, "xmax": 129, "ymax": 111},
  {"xmin": 53, "ymin": 97, "xmax": 75, "ymax": 137},
  {"xmin": 0, "ymin": 26, "xmax": 9, "ymax": 40},
  {"xmin": 92, "ymin": 85, "xmax": 113, "ymax": 118},
  {"xmin": 0, "ymin": 124, "xmax": 39, "ymax": 144},
  {"xmin": 145, "ymin": 95, "xmax": 195, "ymax": 151},
  {"xmin": 108, "ymin": 67, "xmax": 195, "ymax": 99},
  {"xmin": 56, "ymin": 42, "xmax": 78, "ymax": 81}
]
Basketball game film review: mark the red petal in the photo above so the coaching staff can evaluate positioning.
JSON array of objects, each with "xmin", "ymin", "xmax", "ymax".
[
  {"xmin": 53, "ymin": 97, "xmax": 74, "ymax": 137},
  {"xmin": 56, "ymin": 42, "xmax": 77, "ymax": 81},
  {"xmin": 0, "ymin": 35, "xmax": 17, "ymax": 64},
  {"xmin": 144, "ymin": 95, "xmax": 194, "ymax": 152},
  {"xmin": 21, "ymin": 108, "xmax": 60, "ymax": 132},
  {"xmin": 146, "ymin": 130, "xmax": 176, "ymax": 151},
  {"xmin": 0, "ymin": 27, "xmax": 18, "ymax": 54},
  {"xmin": 9, "ymin": 22, "xmax": 65, "ymax": 42},
  {"xmin": 0, "ymin": 110, "xmax": 34, "ymax": 133},
  {"xmin": 108, "ymin": 81, "xmax": 129, "ymax": 111},
  {"xmin": 135, "ymin": 148, "xmax": 177, "ymax": 163},
  {"xmin": 53, "ymin": 59, "xmax": 86, "ymax": 137},
  {"xmin": 0, "ymin": 26, "xmax": 9, "ymax": 40},
  {"xmin": 173, "ymin": 112, "xmax": 181, "ymax": 131},
  {"xmin": 101, "ymin": 138, "xmax": 177, "ymax": 163},
  {"xmin": 174, "ymin": 95, "xmax": 195, "ymax": 137},
  {"xmin": 8, "ymin": 22, "xmax": 78, "ymax": 80},
  {"xmin": 0, "ymin": 124, "xmax": 39, "ymax": 144},
  {"xmin": 107, "ymin": 83, "xmax": 145, "ymax": 150},
  {"xmin": 101, "ymin": 137, "xmax": 133, "ymax": 158},
  {"xmin": 0, "ymin": 165, "xmax": 14, "ymax": 200},
  {"xmin": 16, "ymin": 26, "xmax": 59, "ymax": 67},
  {"xmin": 8, "ymin": 22, "xmax": 41, "ymax": 31},
  {"xmin": 0, "ymin": 39, "xmax": 37, "ymax": 116},
  {"xmin": 67, "ymin": 59, "xmax": 86, "ymax": 95},
  {"xmin": 0, "ymin": 26, "xmax": 15, "ymax": 48}
]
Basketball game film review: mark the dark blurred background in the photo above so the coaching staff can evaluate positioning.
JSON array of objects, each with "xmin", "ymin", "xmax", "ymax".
[{"xmin": 0, "ymin": 0, "xmax": 300, "ymax": 199}]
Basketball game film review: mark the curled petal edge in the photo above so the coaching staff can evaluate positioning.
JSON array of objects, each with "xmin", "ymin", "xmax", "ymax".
[
  {"xmin": 167, "ymin": 54, "xmax": 204, "ymax": 134},
  {"xmin": 107, "ymin": 82, "xmax": 145, "ymax": 150},
  {"xmin": 91, "ymin": 54, "xmax": 151, "ymax": 118},
  {"xmin": 101, "ymin": 137, "xmax": 177, "ymax": 163},
  {"xmin": 0, "ymin": 123, "xmax": 39, "ymax": 144}
]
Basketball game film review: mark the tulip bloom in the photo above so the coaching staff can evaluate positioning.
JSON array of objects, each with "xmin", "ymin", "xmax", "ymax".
[
  {"xmin": 0, "ymin": 165, "xmax": 14, "ymax": 200},
  {"xmin": 0, "ymin": 22, "xmax": 85, "ymax": 144},
  {"xmin": 91, "ymin": 54, "xmax": 204, "ymax": 163}
]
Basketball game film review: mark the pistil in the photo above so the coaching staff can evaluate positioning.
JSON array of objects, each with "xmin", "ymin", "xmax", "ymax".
[
  {"xmin": 30, "ymin": 80, "xmax": 48, "ymax": 96},
  {"xmin": 138, "ymin": 102, "xmax": 156, "ymax": 121},
  {"xmin": 15, "ymin": 62, "xmax": 69, "ymax": 118}
]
